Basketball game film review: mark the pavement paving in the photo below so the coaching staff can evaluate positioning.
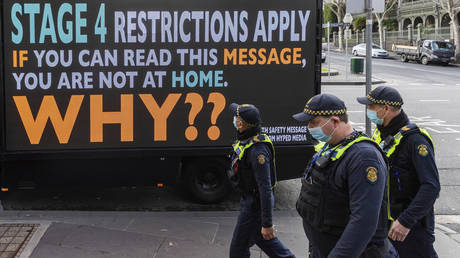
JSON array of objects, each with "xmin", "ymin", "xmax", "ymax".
[{"xmin": 0, "ymin": 210, "xmax": 460, "ymax": 258}]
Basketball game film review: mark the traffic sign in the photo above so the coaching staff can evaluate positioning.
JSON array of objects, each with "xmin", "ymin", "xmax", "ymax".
[{"xmin": 343, "ymin": 13, "xmax": 353, "ymax": 24}]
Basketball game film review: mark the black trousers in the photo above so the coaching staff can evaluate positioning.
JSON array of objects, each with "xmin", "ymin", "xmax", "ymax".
[
  {"xmin": 230, "ymin": 195, "xmax": 295, "ymax": 258},
  {"xmin": 391, "ymin": 221, "xmax": 437, "ymax": 258}
]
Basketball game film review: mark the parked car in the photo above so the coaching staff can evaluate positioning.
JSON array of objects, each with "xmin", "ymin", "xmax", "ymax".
[
  {"xmin": 352, "ymin": 43, "xmax": 389, "ymax": 58},
  {"xmin": 393, "ymin": 40, "xmax": 456, "ymax": 65},
  {"xmin": 322, "ymin": 52, "xmax": 326, "ymax": 63}
]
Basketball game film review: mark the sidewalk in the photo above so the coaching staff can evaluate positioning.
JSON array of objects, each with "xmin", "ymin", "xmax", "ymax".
[
  {"xmin": 321, "ymin": 48, "xmax": 387, "ymax": 86},
  {"xmin": 321, "ymin": 70, "xmax": 387, "ymax": 85},
  {"xmin": 1, "ymin": 210, "xmax": 460, "ymax": 258}
]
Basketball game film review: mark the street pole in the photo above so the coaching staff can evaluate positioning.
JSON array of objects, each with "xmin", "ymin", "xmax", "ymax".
[
  {"xmin": 328, "ymin": 22, "xmax": 331, "ymax": 78},
  {"xmin": 345, "ymin": 27, "xmax": 349, "ymax": 81},
  {"xmin": 365, "ymin": 0, "xmax": 372, "ymax": 136}
]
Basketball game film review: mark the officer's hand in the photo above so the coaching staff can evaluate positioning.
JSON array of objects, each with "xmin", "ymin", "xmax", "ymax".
[
  {"xmin": 388, "ymin": 220, "xmax": 411, "ymax": 242},
  {"xmin": 261, "ymin": 226, "xmax": 275, "ymax": 240}
]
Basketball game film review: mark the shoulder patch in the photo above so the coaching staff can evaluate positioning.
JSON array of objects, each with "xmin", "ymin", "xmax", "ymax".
[
  {"xmin": 418, "ymin": 144, "xmax": 429, "ymax": 156},
  {"xmin": 366, "ymin": 166, "xmax": 378, "ymax": 184},
  {"xmin": 257, "ymin": 154, "xmax": 266, "ymax": 165},
  {"xmin": 401, "ymin": 126, "xmax": 410, "ymax": 131}
]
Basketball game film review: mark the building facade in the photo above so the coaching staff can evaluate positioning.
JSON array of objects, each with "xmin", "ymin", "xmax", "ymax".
[{"xmin": 398, "ymin": 0, "xmax": 460, "ymax": 30}]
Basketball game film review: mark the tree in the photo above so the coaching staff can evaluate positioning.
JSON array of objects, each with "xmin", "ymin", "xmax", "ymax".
[
  {"xmin": 383, "ymin": 19, "xmax": 398, "ymax": 31},
  {"xmin": 323, "ymin": 3, "xmax": 338, "ymax": 39},
  {"xmin": 354, "ymin": 17, "xmax": 366, "ymax": 31},
  {"xmin": 373, "ymin": 0, "xmax": 398, "ymax": 49},
  {"xmin": 326, "ymin": 0, "xmax": 346, "ymax": 50},
  {"xmin": 433, "ymin": 0, "xmax": 460, "ymax": 62}
]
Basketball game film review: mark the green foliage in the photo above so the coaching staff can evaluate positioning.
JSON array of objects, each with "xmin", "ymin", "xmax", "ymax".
[
  {"xmin": 323, "ymin": 3, "xmax": 337, "ymax": 24},
  {"xmin": 323, "ymin": 3, "xmax": 338, "ymax": 40},
  {"xmin": 383, "ymin": 19, "xmax": 398, "ymax": 31},
  {"xmin": 354, "ymin": 17, "xmax": 366, "ymax": 31}
]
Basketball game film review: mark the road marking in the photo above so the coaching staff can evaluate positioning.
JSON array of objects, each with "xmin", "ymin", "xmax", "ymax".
[
  {"xmin": 425, "ymin": 127, "xmax": 460, "ymax": 134},
  {"xmin": 419, "ymin": 100, "xmax": 449, "ymax": 102},
  {"xmin": 456, "ymin": 138, "xmax": 460, "ymax": 141},
  {"xmin": 432, "ymin": 84, "xmax": 446, "ymax": 86},
  {"xmin": 410, "ymin": 116, "xmax": 460, "ymax": 134},
  {"xmin": 409, "ymin": 83, "xmax": 422, "ymax": 86},
  {"xmin": 436, "ymin": 215, "xmax": 460, "ymax": 223},
  {"xmin": 457, "ymin": 84, "xmax": 460, "ymax": 86}
]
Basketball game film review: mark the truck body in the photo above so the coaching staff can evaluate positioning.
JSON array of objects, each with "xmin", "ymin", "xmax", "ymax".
[
  {"xmin": 393, "ymin": 40, "xmax": 456, "ymax": 65},
  {"xmin": 0, "ymin": 0, "xmax": 322, "ymax": 202}
]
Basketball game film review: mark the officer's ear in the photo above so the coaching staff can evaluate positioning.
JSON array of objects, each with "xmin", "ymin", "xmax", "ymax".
[
  {"xmin": 331, "ymin": 116, "xmax": 341, "ymax": 125},
  {"xmin": 236, "ymin": 117, "xmax": 244, "ymax": 129},
  {"xmin": 384, "ymin": 104, "xmax": 392, "ymax": 112}
]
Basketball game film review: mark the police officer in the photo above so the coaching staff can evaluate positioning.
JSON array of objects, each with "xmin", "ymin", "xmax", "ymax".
[
  {"xmin": 228, "ymin": 103, "xmax": 295, "ymax": 258},
  {"xmin": 293, "ymin": 94, "xmax": 396, "ymax": 258},
  {"xmin": 357, "ymin": 86, "xmax": 440, "ymax": 258}
]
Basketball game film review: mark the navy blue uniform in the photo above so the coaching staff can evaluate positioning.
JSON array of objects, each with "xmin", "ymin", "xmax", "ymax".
[
  {"xmin": 299, "ymin": 139, "xmax": 394, "ymax": 258},
  {"xmin": 390, "ymin": 133, "xmax": 439, "ymax": 258},
  {"xmin": 376, "ymin": 112, "xmax": 440, "ymax": 258},
  {"xmin": 293, "ymin": 93, "xmax": 398, "ymax": 258},
  {"xmin": 357, "ymin": 85, "xmax": 441, "ymax": 258},
  {"xmin": 230, "ymin": 142, "xmax": 295, "ymax": 258}
]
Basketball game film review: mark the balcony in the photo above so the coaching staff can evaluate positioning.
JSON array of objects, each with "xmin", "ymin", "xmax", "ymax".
[{"xmin": 399, "ymin": 0, "xmax": 438, "ymax": 18}]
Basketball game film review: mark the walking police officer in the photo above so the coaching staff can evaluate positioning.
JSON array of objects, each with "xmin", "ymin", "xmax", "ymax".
[
  {"xmin": 293, "ymin": 94, "xmax": 397, "ymax": 258},
  {"xmin": 228, "ymin": 103, "xmax": 295, "ymax": 258},
  {"xmin": 357, "ymin": 86, "xmax": 440, "ymax": 258}
]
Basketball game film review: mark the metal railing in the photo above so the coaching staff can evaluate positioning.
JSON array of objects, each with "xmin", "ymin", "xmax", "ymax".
[
  {"xmin": 400, "ymin": 0, "xmax": 437, "ymax": 8},
  {"xmin": 331, "ymin": 26, "xmax": 453, "ymax": 51}
]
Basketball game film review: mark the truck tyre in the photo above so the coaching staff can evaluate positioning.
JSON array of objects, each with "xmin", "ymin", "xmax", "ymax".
[
  {"xmin": 353, "ymin": 50, "xmax": 358, "ymax": 56},
  {"xmin": 421, "ymin": 56, "xmax": 429, "ymax": 65},
  {"xmin": 401, "ymin": 54, "xmax": 408, "ymax": 62},
  {"xmin": 182, "ymin": 157, "xmax": 231, "ymax": 203}
]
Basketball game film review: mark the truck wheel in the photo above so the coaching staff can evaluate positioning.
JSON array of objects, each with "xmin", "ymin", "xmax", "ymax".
[
  {"xmin": 353, "ymin": 50, "xmax": 358, "ymax": 56},
  {"xmin": 182, "ymin": 157, "xmax": 231, "ymax": 203},
  {"xmin": 421, "ymin": 56, "xmax": 429, "ymax": 65},
  {"xmin": 401, "ymin": 54, "xmax": 408, "ymax": 62}
]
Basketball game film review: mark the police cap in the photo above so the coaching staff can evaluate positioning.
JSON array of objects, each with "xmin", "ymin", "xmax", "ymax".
[
  {"xmin": 293, "ymin": 93, "xmax": 347, "ymax": 122},
  {"xmin": 229, "ymin": 103, "xmax": 262, "ymax": 126},
  {"xmin": 357, "ymin": 86, "xmax": 404, "ymax": 107}
]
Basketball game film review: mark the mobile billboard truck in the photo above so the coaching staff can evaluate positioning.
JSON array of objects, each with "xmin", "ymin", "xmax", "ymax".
[{"xmin": 0, "ymin": 0, "xmax": 321, "ymax": 203}]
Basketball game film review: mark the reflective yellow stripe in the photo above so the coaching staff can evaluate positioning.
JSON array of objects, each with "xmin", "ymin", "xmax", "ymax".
[
  {"xmin": 384, "ymin": 132, "xmax": 403, "ymax": 157},
  {"xmin": 328, "ymin": 136, "xmax": 372, "ymax": 161},
  {"xmin": 314, "ymin": 142, "xmax": 326, "ymax": 153},
  {"xmin": 233, "ymin": 134, "xmax": 274, "ymax": 160},
  {"xmin": 373, "ymin": 126, "xmax": 435, "ymax": 158},
  {"xmin": 420, "ymin": 128, "xmax": 435, "ymax": 152},
  {"xmin": 372, "ymin": 129, "xmax": 381, "ymax": 143},
  {"xmin": 233, "ymin": 134, "xmax": 277, "ymax": 188},
  {"xmin": 387, "ymin": 174, "xmax": 394, "ymax": 222},
  {"xmin": 372, "ymin": 125, "xmax": 435, "ymax": 221}
]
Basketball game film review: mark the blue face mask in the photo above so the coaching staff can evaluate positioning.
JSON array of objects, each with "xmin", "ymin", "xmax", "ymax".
[
  {"xmin": 309, "ymin": 118, "xmax": 336, "ymax": 142},
  {"xmin": 233, "ymin": 116, "xmax": 239, "ymax": 129},
  {"xmin": 367, "ymin": 108, "xmax": 385, "ymax": 125}
]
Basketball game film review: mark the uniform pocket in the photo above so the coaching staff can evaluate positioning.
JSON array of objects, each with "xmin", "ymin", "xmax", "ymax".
[
  {"xmin": 322, "ymin": 188, "xmax": 350, "ymax": 228},
  {"xmin": 300, "ymin": 178, "xmax": 321, "ymax": 207}
]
